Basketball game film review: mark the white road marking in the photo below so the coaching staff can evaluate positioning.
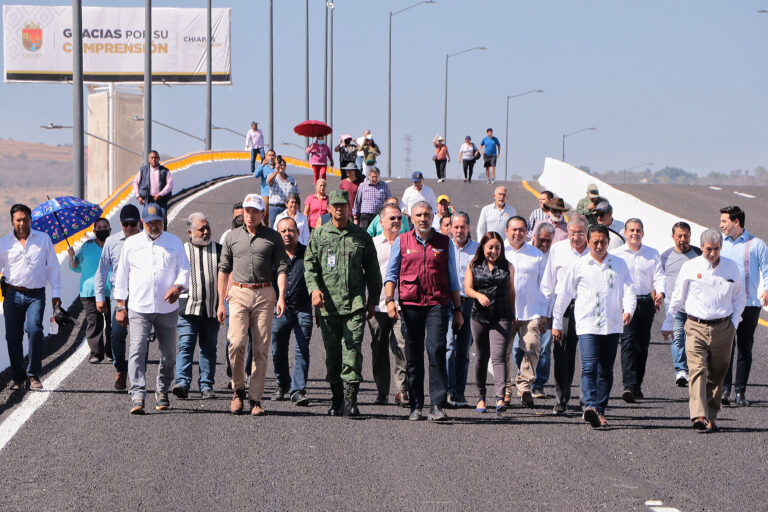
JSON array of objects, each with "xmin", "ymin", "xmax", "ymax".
[
  {"xmin": 166, "ymin": 175, "xmax": 252, "ymax": 224},
  {"xmin": 709, "ymin": 186, "xmax": 722, "ymax": 190},
  {"xmin": 0, "ymin": 340, "xmax": 89, "ymax": 453},
  {"xmin": 644, "ymin": 500, "xmax": 682, "ymax": 512},
  {"xmin": 734, "ymin": 191, "xmax": 755, "ymax": 199}
]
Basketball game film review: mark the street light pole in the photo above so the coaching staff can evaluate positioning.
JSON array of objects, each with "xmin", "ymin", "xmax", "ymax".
[
  {"xmin": 329, "ymin": 1, "xmax": 334, "ymax": 145},
  {"xmin": 268, "ymin": 0, "xmax": 274, "ymax": 151},
  {"xmin": 443, "ymin": 46, "xmax": 486, "ymax": 143},
  {"xmin": 72, "ymin": 0, "xmax": 84, "ymax": 198},
  {"xmin": 42, "ymin": 123, "xmax": 143, "ymax": 157},
  {"xmin": 387, "ymin": 0, "xmax": 436, "ymax": 178},
  {"xmin": 323, "ymin": 1, "xmax": 328, "ymax": 123},
  {"xmin": 305, "ymin": 0, "xmax": 309, "ymax": 149},
  {"xmin": 134, "ymin": 116, "xmax": 206, "ymax": 144},
  {"xmin": 205, "ymin": 0, "xmax": 212, "ymax": 151},
  {"xmin": 562, "ymin": 127, "xmax": 597, "ymax": 162},
  {"xmin": 504, "ymin": 89, "xmax": 543, "ymax": 182},
  {"xmin": 144, "ymin": 0, "xmax": 152, "ymax": 158}
]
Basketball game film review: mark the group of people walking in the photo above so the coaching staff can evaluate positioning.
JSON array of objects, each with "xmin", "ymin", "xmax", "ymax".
[{"xmin": 2, "ymin": 147, "xmax": 765, "ymax": 432}]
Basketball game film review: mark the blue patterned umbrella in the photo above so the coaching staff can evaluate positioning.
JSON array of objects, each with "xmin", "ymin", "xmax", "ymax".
[{"xmin": 31, "ymin": 196, "xmax": 103, "ymax": 246}]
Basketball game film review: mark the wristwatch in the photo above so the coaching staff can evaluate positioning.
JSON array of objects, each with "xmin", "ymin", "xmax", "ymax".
[
  {"xmin": 453, "ymin": 305, "xmax": 462, "ymax": 313},
  {"xmin": 175, "ymin": 284, "xmax": 184, "ymax": 292},
  {"xmin": 385, "ymin": 296, "xmax": 395, "ymax": 305},
  {"xmin": 116, "ymin": 305, "xmax": 127, "ymax": 312}
]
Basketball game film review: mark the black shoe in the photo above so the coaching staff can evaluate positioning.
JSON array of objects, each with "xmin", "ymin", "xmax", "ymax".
[
  {"xmin": 553, "ymin": 403, "xmax": 566, "ymax": 415},
  {"xmin": 622, "ymin": 389, "xmax": 636, "ymax": 403},
  {"xmin": 201, "ymin": 389, "xmax": 216, "ymax": 400},
  {"xmin": 328, "ymin": 382, "xmax": 344, "ymax": 416},
  {"xmin": 428, "ymin": 405, "xmax": 448, "ymax": 421},
  {"xmin": 344, "ymin": 383, "xmax": 361, "ymax": 417},
  {"xmin": 734, "ymin": 393, "xmax": 751, "ymax": 407},
  {"xmin": 155, "ymin": 391, "xmax": 170, "ymax": 411},
  {"xmin": 408, "ymin": 409, "xmax": 423, "ymax": 421},
  {"xmin": 635, "ymin": 390, "xmax": 644, "ymax": 399},
  {"xmin": 291, "ymin": 390, "xmax": 310, "ymax": 406},
  {"xmin": 271, "ymin": 387, "xmax": 289, "ymax": 401},
  {"xmin": 583, "ymin": 407, "xmax": 600, "ymax": 428},
  {"xmin": 88, "ymin": 355, "xmax": 101, "ymax": 364},
  {"xmin": 722, "ymin": 394, "xmax": 731, "ymax": 406},
  {"xmin": 520, "ymin": 391, "xmax": 534, "ymax": 408},
  {"xmin": 171, "ymin": 384, "xmax": 189, "ymax": 399},
  {"xmin": 373, "ymin": 393, "xmax": 388, "ymax": 405}
]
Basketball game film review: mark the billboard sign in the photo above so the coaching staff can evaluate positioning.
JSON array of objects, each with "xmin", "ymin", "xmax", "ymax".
[{"xmin": 3, "ymin": 5, "xmax": 232, "ymax": 84}]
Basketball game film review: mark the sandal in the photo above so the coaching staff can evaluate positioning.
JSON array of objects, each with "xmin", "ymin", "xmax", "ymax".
[
  {"xmin": 495, "ymin": 396, "xmax": 507, "ymax": 414},
  {"xmin": 475, "ymin": 399, "xmax": 486, "ymax": 413},
  {"xmin": 598, "ymin": 414, "xmax": 608, "ymax": 428}
]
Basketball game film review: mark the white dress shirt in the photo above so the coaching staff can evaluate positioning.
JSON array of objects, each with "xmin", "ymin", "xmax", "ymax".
[
  {"xmin": 541, "ymin": 239, "xmax": 589, "ymax": 314},
  {"xmin": 112, "ymin": 231, "xmax": 190, "ymax": 314},
  {"xmin": 454, "ymin": 238, "xmax": 479, "ymax": 297},
  {"xmin": 553, "ymin": 253, "xmax": 636, "ymax": 335},
  {"xmin": 0, "ymin": 229, "xmax": 62, "ymax": 296},
  {"xmin": 373, "ymin": 234, "xmax": 399, "ymax": 312},
  {"xmin": 610, "ymin": 243, "xmax": 665, "ymax": 296},
  {"xmin": 504, "ymin": 241, "xmax": 546, "ymax": 320},
  {"xmin": 476, "ymin": 203, "xmax": 516, "ymax": 240},
  {"xmin": 273, "ymin": 210, "xmax": 310, "ymax": 246},
  {"xmin": 245, "ymin": 128, "xmax": 264, "ymax": 149},
  {"xmin": 400, "ymin": 184, "xmax": 438, "ymax": 216},
  {"xmin": 662, "ymin": 255, "xmax": 746, "ymax": 331}
]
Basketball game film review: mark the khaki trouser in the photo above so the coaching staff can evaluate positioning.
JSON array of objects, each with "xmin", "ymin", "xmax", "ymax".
[
  {"xmin": 684, "ymin": 318, "xmax": 735, "ymax": 422},
  {"xmin": 506, "ymin": 318, "xmax": 541, "ymax": 393},
  {"xmin": 228, "ymin": 285, "xmax": 276, "ymax": 401}
]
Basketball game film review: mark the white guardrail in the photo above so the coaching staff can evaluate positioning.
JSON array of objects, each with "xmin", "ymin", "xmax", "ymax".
[{"xmin": 0, "ymin": 153, "xmax": 253, "ymax": 372}]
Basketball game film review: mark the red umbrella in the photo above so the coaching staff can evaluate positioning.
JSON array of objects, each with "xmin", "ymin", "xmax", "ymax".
[{"xmin": 294, "ymin": 120, "xmax": 332, "ymax": 138}]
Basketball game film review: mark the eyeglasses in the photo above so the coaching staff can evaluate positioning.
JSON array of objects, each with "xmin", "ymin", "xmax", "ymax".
[
  {"xmin": 122, "ymin": 221, "xmax": 138, "ymax": 227},
  {"xmin": 568, "ymin": 231, "xmax": 586, "ymax": 237},
  {"xmin": 388, "ymin": 216, "xmax": 403, "ymax": 221}
]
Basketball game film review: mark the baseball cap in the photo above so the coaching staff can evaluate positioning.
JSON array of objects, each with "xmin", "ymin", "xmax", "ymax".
[
  {"xmin": 242, "ymin": 193, "xmax": 265, "ymax": 210},
  {"xmin": 595, "ymin": 201, "xmax": 612, "ymax": 214},
  {"xmin": 120, "ymin": 204, "xmax": 140, "ymax": 223},
  {"xmin": 141, "ymin": 203, "xmax": 164, "ymax": 222},
  {"xmin": 328, "ymin": 190, "xmax": 349, "ymax": 205},
  {"xmin": 437, "ymin": 194, "xmax": 451, "ymax": 204},
  {"xmin": 411, "ymin": 171, "xmax": 424, "ymax": 182},
  {"xmin": 251, "ymin": 121, "xmax": 258, "ymax": 125},
  {"xmin": 587, "ymin": 183, "xmax": 600, "ymax": 198}
]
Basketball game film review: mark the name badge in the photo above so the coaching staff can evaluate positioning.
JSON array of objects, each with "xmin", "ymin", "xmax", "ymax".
[{"xmin": 327, "ymin": 251, "xmax": 336, "ymax": 269}]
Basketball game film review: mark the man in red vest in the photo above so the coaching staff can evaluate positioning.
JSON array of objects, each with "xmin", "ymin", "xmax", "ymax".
[{"xmin": 384, "ymin": 201, "xmax": 464, "ymax": 421}]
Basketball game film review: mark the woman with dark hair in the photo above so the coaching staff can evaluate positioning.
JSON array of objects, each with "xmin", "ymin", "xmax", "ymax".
[{"xmin": 464, "ymin": 231, "xmax": 515, "ymax": 414}]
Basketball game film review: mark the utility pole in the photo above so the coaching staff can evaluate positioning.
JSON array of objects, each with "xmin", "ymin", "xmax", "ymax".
[
  {"xmin": 205, "ymin": 0, "xmax": 212, "ymax": 150},
  {"xmin": 72, "ymin": 0, "xmax": 84, "ymax": 198},
  {"xmin": 304, "ymin": 0, "xmax": 309, "ymax": 149},
  {"xmin": 403, "ymin": 134, "xmax": 413, "ymax": 176},
  {"xmin": 143, "ymin": 0, "xmax": 152, "ymax": 159},
  {"xmin": 268, "ymin": 0, "xmax": 274, "ymax": 150}
]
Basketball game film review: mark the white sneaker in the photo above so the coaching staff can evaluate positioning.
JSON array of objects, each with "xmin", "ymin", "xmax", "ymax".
[{"xmin": 675, "ymin": 370, "xmax": 689, "ymax": 387}]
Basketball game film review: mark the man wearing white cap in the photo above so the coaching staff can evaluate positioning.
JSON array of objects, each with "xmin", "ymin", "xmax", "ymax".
[
  {"xmin": 113, "ymin": 202, "xmax": 190, "ymax": 415},
  {"xmin": 218, "ymin": 193, "xmax": 288, "ymax": 416}
]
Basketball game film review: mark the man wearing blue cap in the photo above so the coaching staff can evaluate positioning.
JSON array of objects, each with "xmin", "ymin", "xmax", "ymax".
[
  {"xmin": 400, "ymin": 171, "xmax": 437, "ymax": 218},
  {"xmin": 113, "ymin": 202, "xmax": 190, "ymax": 415}
]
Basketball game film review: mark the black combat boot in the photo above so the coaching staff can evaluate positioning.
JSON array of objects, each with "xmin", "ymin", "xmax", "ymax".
[
  {"xmin": 344, "ymin": 382, "xmax": 361, "ymax": 417},
  {"xmin": 328, "ymin": 382, "xmax": 344, "ymax": 416}
]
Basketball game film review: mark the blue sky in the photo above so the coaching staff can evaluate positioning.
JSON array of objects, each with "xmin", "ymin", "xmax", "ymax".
[{"xmin": 2, "ymin": 0, "xmax": 767, "ymax": 180}]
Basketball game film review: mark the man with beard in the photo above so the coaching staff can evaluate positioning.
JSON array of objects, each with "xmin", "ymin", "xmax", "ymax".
[{"xmin": 172, "ymin": 213, "xmax": 221, "ymax": 400}]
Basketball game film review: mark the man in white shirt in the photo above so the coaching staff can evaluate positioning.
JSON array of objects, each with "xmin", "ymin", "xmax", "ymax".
[
  {"xmin": 245, "ymin": 121, "xmax": 265, "ymax": 173},
  {"xmin": 662, "ymin": 228, "xmax": 746, "ymax": 433},
  {"xmin": 0, "ymin": 204, "xmax": 63, "ymax": 391},
  {"xmin": 610, "ymin": 218, "xmax": 665, "ymax": 403},
  {"xmin": 553, "ymin": 223, "xmax": 635, "ymax": 428},
  {"xmin": 476, "ymin": 186, "xmax": 516, "ymax": 240},
  {"xmin": 113, "ymin": 202, "xmax": 190, "ymax": 415},
  {"xmin": 540, "ymin": 214, "xmax": 590, "ymax": 414},
  {"xmin": 367, "ymin": 204, "xmax": 409, "ymax": 407},
  {"xmin": 400, "ymin": 171, "xmax": 437, "ymax": 217},
  {"xmin": 529, "ymin": 222, "xmax": 556, "ymax": 398},
  {"xmin": 446, "ymin": 211, "xmax": 479, "ymax": 408},
  {"xmin": 503, "ymin": 216, "xmax": 546, "ymax": 407}
]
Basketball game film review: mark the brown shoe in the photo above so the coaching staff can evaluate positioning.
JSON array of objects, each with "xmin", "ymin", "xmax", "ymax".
[
  {"xmin": 230, "ymin": 388, "xmax": 246, "ymax": 414},
  {"xmin": 29, "ymin": 377, "xmax": 43, "ymax": 391},
  {"xmin": 115, "ymin": 372, "xmax": 127, "ymax": 390},
  {"xmin": 394, "ymin": 391, "xmax": 410, "ymax": 408},
  {"xmin": 250, "ymin": 400, "xmax": 265, "ymax": 416}
]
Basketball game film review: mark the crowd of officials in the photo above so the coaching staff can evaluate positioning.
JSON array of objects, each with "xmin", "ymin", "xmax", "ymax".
[{"xmin": 1, "ymin": 148, "xmax": 766, "ymax": 433}]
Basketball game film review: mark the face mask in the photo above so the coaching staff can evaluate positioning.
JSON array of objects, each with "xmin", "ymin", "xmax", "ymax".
[
  {"xmin": 318, "ymin": 139, "xmax": 325, "ymax": 144},
  {"xmin": 94, "ymin": 229, "xmax": 110, "ymax": 242}
]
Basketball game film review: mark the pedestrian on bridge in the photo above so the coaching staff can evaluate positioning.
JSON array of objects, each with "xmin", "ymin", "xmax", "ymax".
[
  {"xmin": 245, "ymin": 121, "xmax": 265, "ymax": 173},
  {"xmin": 353, "ymin": 167, "xmax": 391, "ymax": 230},
  {"xmin": 662, "ymin": 228, "xmax": 745, "ymax": 433},
  {"xmin": 218, "ymin": 194, "xmax": 288, "ymax": 416},
  {"xmin": 254, "ymin": 149, "xmax": 277, "ymax": 226},
  {"xmin": 133, "ymin": 150, "xmax": 172, "ymax": 227},
  {"xmin": 273, "ymin": 194, "xmax": 309, "ymax": 246},
  {"xmin": 305, "ymin": 190, "xmax": 382, "ymax": 417},
  {"xmin": 0, "ymin": 203, "xmax": 63, "ymax": 391},
  {"xmin": 113, "ymin": 203, "xmax": 190, "ymax": 415},
  {"xmin": 306, "ymin": 136, "xmax": 334, "ymax": 183},
  {"xmin": 304, "ymin": 179, "xmax": 328, "ymax": 229},
  {"xmin": 266, "ymin": 156, "xmax": 300, "ymax": 222}
]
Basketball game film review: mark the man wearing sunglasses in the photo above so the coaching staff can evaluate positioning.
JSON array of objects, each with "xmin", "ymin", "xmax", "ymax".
[{"xmin": 94, "ymin": 204, "xmax": 141, "ymax": 390}]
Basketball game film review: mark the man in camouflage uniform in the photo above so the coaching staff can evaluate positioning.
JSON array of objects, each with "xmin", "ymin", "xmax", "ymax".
[{"xmin": 305, "ymin": 190, "xmax": 382, "ymax": 417}]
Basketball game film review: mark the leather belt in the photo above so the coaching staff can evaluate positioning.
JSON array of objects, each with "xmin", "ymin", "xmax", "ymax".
[
  {"xmin": 4, "ymin": 283, "xmax": 43, "ymax": 293},
  {"xmin": 232, "ymin": 281, "xmax": 271, "ymax": 290},
  {"xmin": 636, "ymin": 294, "xmax": 653, "ymax": 300},
  {"xmin": 687, "ymin": 314, "xmax": 731, "ymax": 326}
]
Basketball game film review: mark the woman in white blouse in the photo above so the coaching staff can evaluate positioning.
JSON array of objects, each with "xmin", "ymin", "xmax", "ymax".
[
  {"xmin": 273, "ymin": 193, "xmax": 310, "ymax": 245},
  {"xmin": 458, "ymin": 135, "xmax": 480, "ymax": 183}
]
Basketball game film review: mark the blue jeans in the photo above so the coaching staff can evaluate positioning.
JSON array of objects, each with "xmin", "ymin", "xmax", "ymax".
[
  {"xmin": 271, "ymin": 309, "xmax": 312, "ymax": 394},
  {"xmin": 355, "ymin": 155, "xmax": 364, "ymax": 170},
  {"xmin": 250, "ymin": 147, "xmax": 265, "ymax": 173},
  {"xmin": 446, "ymin": 300, "xmax": 473, "ymax": 396},
  {"xmin": 579, "ymin": 333, "xmax": 620, "ymax": 415},
  {"xmin": 670, "ymin": 310, "xmax": 688, "ymax": 374},
  {"xmin": 175, "ymin": 314, "xmax": 219, "ymax": 391},
  {"xmin": 3, "ymin": 287, "xmax": 45, "ymax": 380},
  {"xmin": 111, "ymin": 300, "xmax": 129, "ymax": 373},
  {"xmin": 513, "ymin": 328, "xmax": 552, "ymax": 389}
]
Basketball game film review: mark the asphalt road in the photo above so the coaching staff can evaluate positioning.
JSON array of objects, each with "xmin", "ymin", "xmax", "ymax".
[{"xmin": 1, "ymin": 174, "xmax": 766, "ymax": 512}]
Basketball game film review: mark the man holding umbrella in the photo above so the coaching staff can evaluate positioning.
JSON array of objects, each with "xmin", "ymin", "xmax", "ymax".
[{"xmin": 0, "ymin": 204, "xmax": 63, "ymax": 391}]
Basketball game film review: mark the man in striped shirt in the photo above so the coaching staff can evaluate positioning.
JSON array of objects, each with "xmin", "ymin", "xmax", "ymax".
[
  {"xmin": 527, "ymin": 190, "xmax": 553, "ymax": 238},
  {"xmin": 353, "ymin": 167, "xmax": 391, "ymax": 230}
]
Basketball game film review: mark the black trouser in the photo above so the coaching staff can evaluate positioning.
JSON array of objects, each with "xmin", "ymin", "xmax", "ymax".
[
  {"xmin": 620, "ymin": 295, "xmax": 655, "ymax": 394},
  {"xmin": 358, "ymin": 212, "xmax": 376, "ymax": 230},
  {"xmin": 82, "ymin": 297, "xmax": 112, "ymax": 360},
  {"xmin": 724, "ymin": 305, "xmax": 761, "ymax": 396},
  {"xmin": 462, "ymin": 159, "xmax": 475, "ymax": 181},
  {"xmin": 401, "ymin": 304, "xmax": 449, "ymax": 411},
  {"xmin": 554, "ymin": 301, "xmax": 578, "ymax": 405},
  {"xmin": 434, "ymin": 159, "xmax": 447, "ymax": 180}
]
